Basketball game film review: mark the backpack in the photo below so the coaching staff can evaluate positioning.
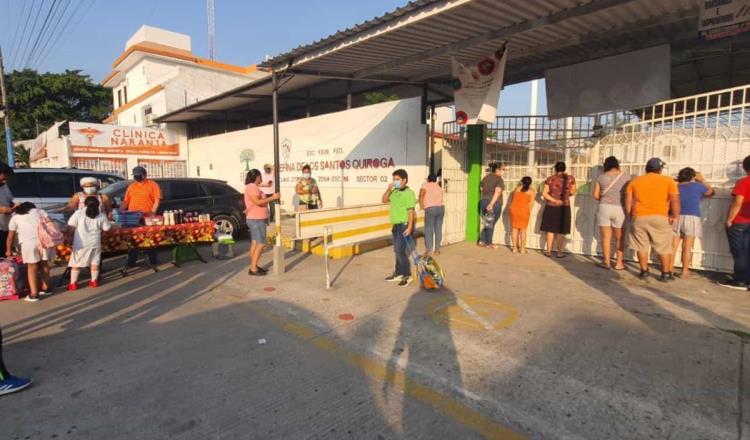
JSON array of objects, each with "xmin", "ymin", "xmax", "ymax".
[
  {"xmin": 0, "ymin": 257, "xmax": 26, "ymax": 300},
  {"xmin": 37, "ymin": 209, "xmax": 64, "ymax": 249}
]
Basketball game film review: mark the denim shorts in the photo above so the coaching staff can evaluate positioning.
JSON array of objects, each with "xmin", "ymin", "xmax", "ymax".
[{"xmin": 246, "ymin": 219, "xmax": 267, "ymax": 244}]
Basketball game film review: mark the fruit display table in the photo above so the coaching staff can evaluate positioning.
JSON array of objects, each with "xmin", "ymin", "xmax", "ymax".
[{"xmin": 54, "ymin": 222, "xmax": 216, "ymax": 273}]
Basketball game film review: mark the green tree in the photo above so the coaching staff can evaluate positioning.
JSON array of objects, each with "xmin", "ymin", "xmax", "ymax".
[
  {"xmin": 0, "ymin": 69, "xmax": 112, "ymax": 154},
  {"xmin": 363, "ymin": 91, "xmax": 399, "ymax": 105},
  {"xmin": 13, "ymin": 144, "xmax": 30, "ymax": 168}
]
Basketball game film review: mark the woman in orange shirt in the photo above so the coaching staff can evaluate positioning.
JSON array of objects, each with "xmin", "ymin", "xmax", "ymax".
[{"xmin": 509, "ymin": 177, "xmax": 534, "ymax": 254}]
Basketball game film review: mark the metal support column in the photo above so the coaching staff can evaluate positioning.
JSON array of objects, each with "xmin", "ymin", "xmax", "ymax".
[
  {"xmin": 346, "ymin": 81, "xmax": 352, "ymax": 109},
  {"xmin": 0, "ymin": 45, "xmax": 15, "ymax": 167},
  {"xmin": 527, "ymin": 79, "xmax": 538, "ymax": 176},
  {"xmin": 272, "ymin": 69, "xmax": 285, "ymax": 275}
]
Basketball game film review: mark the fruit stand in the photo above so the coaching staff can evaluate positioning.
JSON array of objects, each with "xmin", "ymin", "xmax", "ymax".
[{"xmin": 55, "ymin": 221, "xmax": 216, "ymax": 267}]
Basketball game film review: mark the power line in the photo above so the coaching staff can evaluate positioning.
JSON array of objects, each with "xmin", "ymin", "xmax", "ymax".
[
  {"xmin": 15, "ymin": 0, "xmax": 45, "ymax": 70},
  {"xmin": 22, "ymin": 0, "xmax": 60, "ymax": 69},
  {"xmin": 35, "ymin": 0, "xmax": 97, "ymax": 73},
  {"xmin": 9, "ymin": 0, "xmax": 37, "ymax": 70},
  {"xmin": 32, "ymin": 0, "xmax": 73, "ymax": 71},
  {"xmin": 5, "ymin": 0, "xmax": 26, "ymax": 68}
]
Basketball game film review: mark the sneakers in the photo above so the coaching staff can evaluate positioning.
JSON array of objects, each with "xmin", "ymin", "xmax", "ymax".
[
  {"xmin": 23, "ymin": 295, "xmax": 39, "ymax": 303},
  {"xmin": 398, "ymin": 276, "xmax": 413, "ymax": 287},
  {"xmin": 638, "ymin": 270, "xmax": 650, "ymax": 280},
  {"xmin": 717, "ymin": 280, "xmax": 749, "ymax": 291},
  {"xmin": 88, "ymin": 279, "xmax": 100, "ymax": 288},
  {"xmin": 67, "ymin": 283, "xmax": 78, "ymax": 291},
  {"xmin": 0, "ymin": 376, "xmax": 32, "ymax": 396},
  {"xmin": 38, "ymin": 291, "xmax": 53, "ymax": 297},
  {"xmin": 385, "ymin": 274, "xmax": 402, "ymax": 282}
]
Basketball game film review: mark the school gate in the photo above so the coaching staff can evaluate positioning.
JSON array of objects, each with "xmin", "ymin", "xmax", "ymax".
[{"xmin": 441, "ymin": 84, "xmax": 750, "ymax": 273}]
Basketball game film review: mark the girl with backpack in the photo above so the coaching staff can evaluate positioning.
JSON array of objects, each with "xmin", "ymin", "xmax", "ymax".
[
  {"xmin": 5, "ymin": 202, "xmax": 58, "ymax": 302},
  {"xmin": 66, "ymin": 196, "xmax": 111, "ymax": 290}
]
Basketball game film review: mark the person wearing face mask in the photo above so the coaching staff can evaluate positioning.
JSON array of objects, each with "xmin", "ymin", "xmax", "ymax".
[
  {"xmin": 295, "ymin": 164, "xmax": 322, "ymax": 211},
  {"xmin": 0, "ymin": 164, "xmax": 16, "ymax": 250},
  {"xmin": 121, "ymin": 166, "xmax": 162, "ymax": 272},
  {"xmin": 64, "ymin": 177, "xmax": 112, "ymax": 216},
  {"xmin": 259, "ymin": 163, "xmax": 276, "ymax": 223},
  {"xmin": 382, "ymin": 169, "xmax": 416, "ymax": 287}
]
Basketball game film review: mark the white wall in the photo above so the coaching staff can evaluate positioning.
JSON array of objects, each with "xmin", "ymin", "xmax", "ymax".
[
  {"xmin": 125, "ymin": 25, "xmax": 191, "ymax": 51},
  {"xmin": 164, "ymin": 65, "xmax": 255, "ymax": 110},
  {"xmin": 187, "ymin": 97, "xmax": 428, "ymax": 211}
]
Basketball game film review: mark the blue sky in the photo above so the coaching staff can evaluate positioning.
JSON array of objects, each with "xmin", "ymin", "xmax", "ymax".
[{"xmin": 0, "ymin": 0, "xmax": 544, "ymax": 115}]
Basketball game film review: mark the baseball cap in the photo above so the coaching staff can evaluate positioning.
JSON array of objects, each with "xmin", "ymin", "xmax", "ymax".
[
  {"xmin": 646, "ymin": 157, "xmax": 665, "ymax": 172},
  {"xmin": 132, "ymin": 166, "xmax": 147, "ymax": 176}
]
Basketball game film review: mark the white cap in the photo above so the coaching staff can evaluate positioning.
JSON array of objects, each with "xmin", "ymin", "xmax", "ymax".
[{"xmin": 80, "ymin": 177, "xmax": 99, "ymax": 187}]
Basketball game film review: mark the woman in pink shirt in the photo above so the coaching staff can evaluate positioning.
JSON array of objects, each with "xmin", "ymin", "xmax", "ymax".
[
  {"xmin": 244, "ymin": 169, "xmax": 280, "ymax": 276},
  {"xmin": 419, "ymin": 174, "xmax": 445, "ymax": 255}
]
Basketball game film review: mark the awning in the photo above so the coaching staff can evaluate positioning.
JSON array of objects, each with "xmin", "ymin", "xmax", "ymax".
[{"xmin": 156, "ymin": 0, "xmax": 750, "ymax": 125}]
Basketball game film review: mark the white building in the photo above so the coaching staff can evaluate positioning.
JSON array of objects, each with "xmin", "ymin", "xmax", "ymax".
[{"xmin": 30, "ymin": 26, "xmax": 265, "ymax": 177}]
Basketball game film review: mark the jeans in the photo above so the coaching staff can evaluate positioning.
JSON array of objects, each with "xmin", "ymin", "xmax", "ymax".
[
  {"xmin": 479, "ymin": 198, "xmax": 501, "ymax": 245},
  {"xmin": 727, "ymin": 223, "xmax": 750, "ymax": 284},
  {"xmin": 392, "ymin": 224, "xmax": 412, "ymax": 277},
  {"xmin": 127, "ymin": 248, "xmax": 158, "ymax": 267},
  {"xmin": 424, "ymin": 206, "xmax": 445, "ymax": 252}
]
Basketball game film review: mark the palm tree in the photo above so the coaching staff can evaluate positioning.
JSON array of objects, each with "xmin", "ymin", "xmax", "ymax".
[{"xmin": 13, "ymin": 145, "xmax": 31, "ymax": 168}]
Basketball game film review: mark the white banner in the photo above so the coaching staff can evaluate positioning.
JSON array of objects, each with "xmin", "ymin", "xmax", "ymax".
[
  {"xmin": 69, "ymin": 122, "xmax": 179, "ymax": 156},
  {"xmin": 545, "ymin": 45, "xmax": 671, "ymax": 118},
  {"xmin": 451, "ymin": 46, "xmax": 507, "ymax": 125},
  {"xmin": 699, "ymin": 0, "xmax": 750, "ymax": 39}
]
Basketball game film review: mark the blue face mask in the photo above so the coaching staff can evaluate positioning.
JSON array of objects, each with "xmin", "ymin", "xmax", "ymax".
[{"xmin": 393, "ymin": 180, "xmax": 402, "ymax": 189}]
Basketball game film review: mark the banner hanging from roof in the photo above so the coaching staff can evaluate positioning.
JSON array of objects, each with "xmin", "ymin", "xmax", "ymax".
[
  {"xmin": 451, "ymin": 45, "xmax": 507, "ymax": 125},
  {"xmin": 69, "ymin": 122, "xmax": 179, "ymax": 156},
  {"xmin": 699, "ymin": 0, "xmax": 750, "ymax": 40}
]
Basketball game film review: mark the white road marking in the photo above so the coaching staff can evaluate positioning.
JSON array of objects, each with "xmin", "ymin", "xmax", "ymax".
[{"xmin": 456, "ymin": 298, "xmax": 494, "ymax": 331}]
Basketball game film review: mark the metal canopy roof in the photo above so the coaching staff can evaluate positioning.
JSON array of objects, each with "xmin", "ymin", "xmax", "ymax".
[{"xmin": 157, "ymin": 0, "xmax": 750, "ymax": 125}]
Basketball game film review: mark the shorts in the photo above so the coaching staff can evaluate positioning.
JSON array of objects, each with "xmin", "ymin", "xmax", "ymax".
[
  {"xmin": 20, "ymin": 241, "xmax": 56, "ymax": 264},
  {"xmin": 674, "ymin": 215, "xmax": 703, "ymax": 238},
  {"xmin": 68, "ymin": 247, "xmax": 102, "ymax": 268},
  {"xmin": 596, "ymin": 204, "xmax": 626, "ymax": 228},
  {"xmin": 247, "ymin": 219, "xmax": 268, "ymax": 245},
  {"xmin": 629, "ymin": 216, "xmax": 673, "ymax": 255}
]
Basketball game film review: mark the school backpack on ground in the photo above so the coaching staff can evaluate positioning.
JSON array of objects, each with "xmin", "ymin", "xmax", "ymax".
[
  {"xmin": 0, "ymin": 258, "xmax": 23, "ymax": 300},
  {"xmin": 37, "ymin": 210, "xmax": 64, "ymax": 249}
]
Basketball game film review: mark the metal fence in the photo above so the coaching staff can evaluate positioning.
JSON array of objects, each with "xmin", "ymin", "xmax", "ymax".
[
  {"xmin": 446, "ymin": 83, "xmax": 750, "ymax": 272},
  {"xmin": 137, "ymin": 160, "xmax": 187, "ymax": 178},
  {"xmin": 70, "ymin": 157, "xmax": 128, "ymax": 177}
]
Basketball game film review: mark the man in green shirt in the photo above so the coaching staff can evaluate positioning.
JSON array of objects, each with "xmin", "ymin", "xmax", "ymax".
[{"xmin": 381, "ymin": 169, "xmax": 416, "ymax": 287}]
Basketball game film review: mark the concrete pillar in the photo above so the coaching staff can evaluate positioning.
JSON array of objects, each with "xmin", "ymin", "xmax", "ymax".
[{"xmin": 465, "ymin": 124, "xmax": 484, "ymax": 243}]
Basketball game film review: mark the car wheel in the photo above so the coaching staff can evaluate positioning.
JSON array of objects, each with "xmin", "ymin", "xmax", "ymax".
[{"xmin": 213, "ymin": 215, "xmax": 239, "ymax": 239}]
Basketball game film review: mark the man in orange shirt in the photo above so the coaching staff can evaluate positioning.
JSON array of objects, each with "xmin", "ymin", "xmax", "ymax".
[
  {"xmin": 625, "ymin": 158, "xmax": 680, "ymax": 282},
  {"xmin": 121, "ymin": 166, "xmax": 162, "ymax": 272}
]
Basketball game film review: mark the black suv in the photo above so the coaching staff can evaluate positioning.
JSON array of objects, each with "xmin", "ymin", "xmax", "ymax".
[{"xmin": 101, "ymin": 178, "xmax": 246, "ymax": 238}]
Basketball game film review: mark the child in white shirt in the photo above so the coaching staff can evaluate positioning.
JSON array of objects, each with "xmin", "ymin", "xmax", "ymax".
[
  {"xmin": 66, "ymin": 196, "xmax": 111, "ymax": 290},
  {"xmin": 6, "ymin": 202, "xmax": 57, "ymax": 302}
]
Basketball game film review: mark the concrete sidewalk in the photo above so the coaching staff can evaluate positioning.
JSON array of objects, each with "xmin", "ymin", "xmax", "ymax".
[{"xmin": 1, "ymin": 241, "xmax": 748, "ymax": 439}]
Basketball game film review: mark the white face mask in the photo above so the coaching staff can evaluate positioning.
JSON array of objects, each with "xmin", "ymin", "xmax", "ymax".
[
  {"xmin": 83, "ymin": 187, "xmax": 98, "ymax": 195},
  {"xmin": 303, "ymin": 173, "xmax": 311, "ymax": 179}
]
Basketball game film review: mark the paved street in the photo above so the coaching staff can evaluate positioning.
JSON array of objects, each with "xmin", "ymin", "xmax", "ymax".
[{"xmin": 1, "ymin": 241, "xmax": 749, "ymax": 440}]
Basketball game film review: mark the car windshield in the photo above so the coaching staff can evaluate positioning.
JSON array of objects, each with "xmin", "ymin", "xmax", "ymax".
[{"xmin": 100, "ymin": 180, "xmax": 131, "ymax": 196}]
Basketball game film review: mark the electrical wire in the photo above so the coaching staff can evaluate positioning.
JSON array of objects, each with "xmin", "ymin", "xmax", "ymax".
[
  {"xmin": 22, "ymin": 0, "xmax": 59, "ymax": 69},
  {"xmin": 34, "ymin": 0, "xmax": 96, "ymax": 73},
  {"xmin": 31, "ymin": 0, "xmax": 73, "ymax": 70},
  {"xmin": 15, "ymin": 0, "xmax": 46, "ymax": 70},
  {"xmin": 9, "ymin": 0, "xmax": 37, "ymax": 70}
]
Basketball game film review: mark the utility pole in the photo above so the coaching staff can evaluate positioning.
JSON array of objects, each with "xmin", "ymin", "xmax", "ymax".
[
  {"xmin": 271, "ymin": 68, "xmax": 285, "ymax": 275},
  {"xmin": 0, "ymin": 44, "xmax": 15, "ymax": 167}
]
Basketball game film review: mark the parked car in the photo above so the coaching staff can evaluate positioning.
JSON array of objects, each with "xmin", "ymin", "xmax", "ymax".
[
  {"xmin": 8, "ymin": 168, "xmax": 124, "ymax": 209},
  {"xmin": 100, "ymin": 178, "xmax": 247, "ymax": 238}
]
